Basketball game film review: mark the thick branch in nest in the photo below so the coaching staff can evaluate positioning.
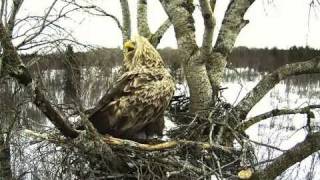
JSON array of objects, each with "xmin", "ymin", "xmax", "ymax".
[
  {"xmin": 105, "ymin": 136, "xmax": 234, "ymax": 152},
  {"xmin": 23, "ymin": 129, "xmax": 234, "ymax": 152}
]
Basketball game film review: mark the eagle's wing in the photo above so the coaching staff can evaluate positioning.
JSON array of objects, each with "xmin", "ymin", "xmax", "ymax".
[
  {"xmin": 88, "ymin": 71, "xmax": 167, "ymax": 136},
  {"xmin": 87, "ymin": 73, "xmax": 133, "ymax": 117}
]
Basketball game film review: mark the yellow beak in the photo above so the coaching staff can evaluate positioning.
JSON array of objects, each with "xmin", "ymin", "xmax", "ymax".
[{"xmin": 124, "ymin": 40, "xmax": 135, "ymax": 51}]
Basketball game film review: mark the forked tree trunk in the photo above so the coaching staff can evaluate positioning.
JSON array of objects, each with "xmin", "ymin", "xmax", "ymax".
[{"xmin": 160, "ymin": 0, "xmax": 213, "ymax": 112}]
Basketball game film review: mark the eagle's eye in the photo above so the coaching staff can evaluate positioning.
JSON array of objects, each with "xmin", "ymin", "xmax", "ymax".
[{"xmin": 124, "ymin": 40, "xmax": 135, "ymax": 52}]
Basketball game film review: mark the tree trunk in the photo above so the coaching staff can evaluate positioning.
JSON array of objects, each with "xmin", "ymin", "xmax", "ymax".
[
  {"xmin": 0, "ymin": 134, "xmax": 12, "ymax": 180},
  {"xmin": 160, "ymin": 0, "xmax": 213, "ymax": 112},
  {"xmin": 184, "ymin": 57, "xmax": 213, "ymax": 112}
]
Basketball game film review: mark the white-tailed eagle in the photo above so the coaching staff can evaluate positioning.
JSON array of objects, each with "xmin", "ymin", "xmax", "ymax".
[{"xmin": 88, "ymin": 36, "xmax": 175, "ymax": 139}]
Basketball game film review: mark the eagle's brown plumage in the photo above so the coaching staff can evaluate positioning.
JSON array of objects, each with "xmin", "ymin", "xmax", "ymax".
[{"xmin": 88, "ymin": 36, "xmax": 175, "ymax": 139}]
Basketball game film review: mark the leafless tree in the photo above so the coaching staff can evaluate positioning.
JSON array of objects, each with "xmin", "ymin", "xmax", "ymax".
[{"xmin": 1, "ymin": 0, "xmax": 320, "ymax": 179}]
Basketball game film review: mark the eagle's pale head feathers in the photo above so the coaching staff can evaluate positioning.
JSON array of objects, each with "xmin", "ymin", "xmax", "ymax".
[{"xmin": 123, "ymin": 36, "xmax": 164, "ymax": 70}]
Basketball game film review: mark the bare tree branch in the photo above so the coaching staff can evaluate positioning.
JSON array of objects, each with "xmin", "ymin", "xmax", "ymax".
[
  {"xmin": 137, "ymin": 0, "xmax": 171, "ymax": 47},
  {"xmin": 236, "ymin": 57, "xmax": 320, "ymax": 119},
  {"xmin": 23, "ymin": 129, "xmax": 234, "ymax": 152},
  {"xmin": 16, "ymin": 0, "xmax": 82, "ymax": 49},
  {"xmin": 206, "ymin": 0, "xmax": 254, "ymax": 98},
  {"xmin": 159, "ymin": 0, "xmax": 198, "ymax": 56},
  {"xmin": 137, "ymin": 0, "xmax": 151, "ymax": 37},
  {"xmin": 7, "ymin": 0, "xmax": 24, "ymax": 36},
  {"xmin": 199, "ymin": 0, "xmax": 215, "ymax": 59},
  {"xmin": 33, "ymin": 87, "xmax": 79, "ymax": 138},
  {"xmin": 251, "ymin": 131, "xmax": 320, "ymax": 180},
  {"xmin": 0, "ymin": 0, "xmax": 6, "ymax": 21},
  {"xmin": 0, "ymin": 17, "xmax": 79, "ymax": 138},
  {"xmin": 62, "ymin": 0, "xmax": 131, "ymax": 44},
  {"xmin": 160, "ymin": 0, "xmax": 213, "ymax": 112},
  {"xmin": 16, "ymin": 0, "xmax": 58, "ymax": 48},
  {"xmin": 63, "ymin": 0, "xmax": 124, "ymax": 36},
  {"xmin": 120, "ymin": 0, "xmax": 131, "ymax": 43},
  {"xmin": 213, "ymin": 0, "xmax": 254, "ymax": 56},
  {"xmin": 104, "ymin": 136, "xmax": 233, "ymax": 152},
  {"xmin": 149, "ymin": 18, "xmax": 171, "ymax": 47},
  {"xmin": 237, "ymin": 105, "xmax": 320, "ymax": 130}
]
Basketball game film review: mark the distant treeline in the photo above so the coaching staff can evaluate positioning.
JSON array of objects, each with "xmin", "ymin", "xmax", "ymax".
[
  {"xmin": 22, "ymin": 46, "xmax": 320, "ymax": 72},
  {"xmin": 229, "ymin": 46, "xmax": 320, "ymax": 71}
]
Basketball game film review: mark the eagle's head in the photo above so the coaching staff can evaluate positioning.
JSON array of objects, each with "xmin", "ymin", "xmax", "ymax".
[{"xmin": 123, "ymin": 36, "xmax": 165, "ymax": 70}]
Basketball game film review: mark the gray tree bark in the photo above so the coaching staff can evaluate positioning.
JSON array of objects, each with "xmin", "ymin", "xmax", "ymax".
[
  {"xmin": 0, "ymin": 134, "xmax": 12, "ymax": 180},
  {"xmin": 251, "ymin": 131, "xmax": 320, "ymax": 180},
  {"xmin": 137, "ymin": 0, "xmax": 171, "ymax": 47},
  {"xmin": 208, "ymin": 0, "xmax": 254, "ymax": 99},
  {"xmin": 120, "ymin": 0, "xmax": 131, "ymax": 43},
  {"xmin": 160, "ymin": 0, "xmax": 213, "ymax": 112}
]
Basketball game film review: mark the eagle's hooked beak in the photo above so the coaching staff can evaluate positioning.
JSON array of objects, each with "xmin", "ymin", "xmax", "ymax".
[{"xmin": 124, "ymin": 40, "xmax": 135, "ymax": 52}]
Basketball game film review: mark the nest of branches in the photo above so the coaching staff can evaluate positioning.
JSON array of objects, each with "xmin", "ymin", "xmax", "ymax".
[
  {"xmin": 68, "ymin": 136, "xmax": 242, "ymax": 179},
  {"xmin": 24, "ymin": 95, "xmax": 254, "ymax": 179},
  {"xmin": 68, "ymin": 95, "xmax": 251, "ymax": 179}
]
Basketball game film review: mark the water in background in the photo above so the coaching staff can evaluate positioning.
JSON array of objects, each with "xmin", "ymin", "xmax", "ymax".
[
  {"xmin": 223, "ymin": 68, "xmax": 320, "ymax": 180},
  {"xmin": 1, "ymin": 63, "xmax": 320, "ymax": 179}
]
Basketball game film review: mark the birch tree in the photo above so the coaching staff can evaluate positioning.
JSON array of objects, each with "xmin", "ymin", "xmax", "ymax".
[{"xmin": 1, "ymin": 0, "xmax": 320, "ymax": 179}]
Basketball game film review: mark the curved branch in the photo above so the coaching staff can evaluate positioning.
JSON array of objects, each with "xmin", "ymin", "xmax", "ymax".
[
  {"xmin": 235, "ymin": 57, "xmax": 320, "ymax": 119},
  {"xmin": 137, "ymin": 0, "xmax": 151, "ymax": 37},
  {"xmin": 251, "ymin": 131, "xmax": 320, "ymax": 180},
  {"xmin": 237, "ymin": 105, "xmax": 320, "ymax": 130}
]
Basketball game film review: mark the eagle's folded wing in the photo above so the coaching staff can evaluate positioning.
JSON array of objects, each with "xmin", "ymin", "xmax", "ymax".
[{"xmin": 87, "ymin": 73, "xmax": 134, "ymax": 117}]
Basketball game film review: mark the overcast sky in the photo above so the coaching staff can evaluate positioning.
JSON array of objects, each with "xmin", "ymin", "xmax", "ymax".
[{"xmin": 22, "ymin": 0, "xmax": 320, "ymax": 49}]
